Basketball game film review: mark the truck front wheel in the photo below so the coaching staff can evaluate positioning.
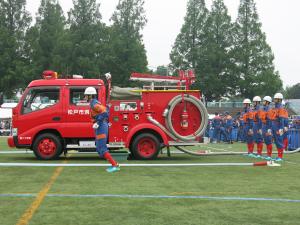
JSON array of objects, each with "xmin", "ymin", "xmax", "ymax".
[
  {"xmin": 131, "ymin": 133, "xmax": 161, "ymax": 160},
  {"xmin": 33, "ymin": 133, "xmax": 62, "ymax": 160}
]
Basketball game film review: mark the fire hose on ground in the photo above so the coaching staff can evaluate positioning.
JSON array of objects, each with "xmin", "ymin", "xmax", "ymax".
[
  {"xmin": 174, "ymin": 146, "xmax": 300, "ymax": 157},
  {"xmin": 145, "ymin": 118, "xmax": 300, "ymax": 156}
]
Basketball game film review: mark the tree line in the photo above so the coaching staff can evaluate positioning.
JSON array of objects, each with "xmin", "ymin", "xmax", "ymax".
[
  {"xmin": 0, "ymin": 0, "xmax": 290, "ymax": 101},
  {"xmin": 170, "ymin": 0, "xmax": 283, "ymax": 101},
  {"xmin": 0, "ymin": 0, "xmax": 148, "ymax": 97}
]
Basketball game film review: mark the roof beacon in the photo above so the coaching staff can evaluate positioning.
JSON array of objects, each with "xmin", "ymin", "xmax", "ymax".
[{"xmin": 42, "ymin": 70, "xmax": 58, "ymax": 80}]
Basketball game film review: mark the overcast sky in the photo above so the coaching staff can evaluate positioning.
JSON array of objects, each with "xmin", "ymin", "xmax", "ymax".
[{"xmin": 26, "ymin": 0, "xmax": 300, "ymax": 87}]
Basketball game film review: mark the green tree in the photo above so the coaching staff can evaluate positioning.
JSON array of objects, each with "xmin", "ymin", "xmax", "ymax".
[
  {"xmin": 24, "ymin": 0, "xmax": 66, "ymax": 80},
  {"xmin": 67, "ymin": 0, "xmax": 106, "ymax": 77},
  {"xmin": 23, "ymin": 26, "xmax": 40, "ymax": 81},
  {"xmin": 155, "ymin": 65, "xmax": 169, "ymax": 76},
  {"xmin": 199, "ymin": 0, "xmax": 235, "ymax": 101},
  {"xmin": 285, "ymin": 83, "xmax": 300, "ymax": 99},
  {"xmin": 233, "ymin": 0, "xmax": 282, "ymax": 98},
  {"xmin": 37, "ymin": 0, "xmax": 66, "ymax": 72},
  {"xmin": 110, "ymin": 0, "xmax": 148, "ymax": 86},
  {"xmin": 0, "ymin": 0, "xmax": 31, "ymax": 96},
  {"xmin": 169, "ymin": 0, "xmax": 208, "ymax": 71}
]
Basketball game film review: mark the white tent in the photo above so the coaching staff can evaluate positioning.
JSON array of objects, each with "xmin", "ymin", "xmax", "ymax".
[
  {"xmin": 0, "ymin": 108, "xmax": 12, "ymax": 119},
  {"xmin": 1, "ymin": 103, "xmax": 17, "ymax": 108}
]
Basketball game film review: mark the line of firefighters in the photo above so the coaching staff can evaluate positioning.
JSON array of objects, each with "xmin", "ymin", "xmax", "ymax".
[
  {"xmin": 211, "ymin": 93, "xmax": 288, "ymax": 162},
  {"xmin": 211, "ymin": 111, "xmax": 236, "ymax": 144}
]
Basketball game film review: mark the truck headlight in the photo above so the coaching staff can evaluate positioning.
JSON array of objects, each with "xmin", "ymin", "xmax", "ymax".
[{"xmin": 12, "ymin": 128, "xmax": 18, "ymax": 136}]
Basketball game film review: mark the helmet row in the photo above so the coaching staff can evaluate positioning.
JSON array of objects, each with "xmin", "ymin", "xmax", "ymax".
[{"xmin": 243, "ymin": 93, "xmax": 283, "ymax": 104}]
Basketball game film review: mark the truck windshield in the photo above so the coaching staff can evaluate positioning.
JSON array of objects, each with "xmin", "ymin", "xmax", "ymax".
[{"xmin": 21, "ymin": 87, "xmax": 60, "ymax": 114}]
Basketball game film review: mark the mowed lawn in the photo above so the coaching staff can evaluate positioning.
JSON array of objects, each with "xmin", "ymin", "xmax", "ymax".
[{"xmin": 1, "ymin": 136, "xmax": 300, "ymax": 225}]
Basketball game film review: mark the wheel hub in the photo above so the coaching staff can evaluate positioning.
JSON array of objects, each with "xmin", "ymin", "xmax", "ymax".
[
  {"xmin": 138, "ymin": 138, "xmax": 155, "ymax": 157},
  {"xmin": 38, "ymin": 139, "xmax": 56, "ymax": 156}
]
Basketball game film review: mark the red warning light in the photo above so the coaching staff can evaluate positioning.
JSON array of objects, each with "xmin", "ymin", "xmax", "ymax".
[{"xmin": 42, "ymin": 70, "xmax": 58, "ymax": 80}]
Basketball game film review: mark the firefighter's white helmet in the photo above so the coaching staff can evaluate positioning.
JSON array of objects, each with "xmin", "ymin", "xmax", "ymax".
[
  {"xmin": 253, "ymin": 96, "xmax": 261, "ymax": 102},
  {"xmin": 84, "ymin": 87, "xmax": 97, "ymax": 95},
  {"xmin": 263, "ymin": 96, "xmax": 272, "ymax": 103},
  {"xmin": 105, "ymin": 72, "xmax": 111, "ymax": 80},
  {"xmin": 274, "ymin": 93, "xmax": 283, "ymax": 99},
  {"xmin": 243, "ymin": 99, "xmax": 251, "ymax": 104}
]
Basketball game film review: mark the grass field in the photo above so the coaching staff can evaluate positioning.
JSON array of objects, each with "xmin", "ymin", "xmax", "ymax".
[{"xmin": 1, "ymin": 136, "xmax": 300, "ymax": 225}]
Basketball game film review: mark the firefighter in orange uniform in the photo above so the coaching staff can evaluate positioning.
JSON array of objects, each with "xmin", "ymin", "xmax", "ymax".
[
  {"xmin": 242, "ymin": 99, "xmax": 255, "ymax": 156},
  {"xmin": 269, "ymin": 93, "xmax": 288, "ymax": 162},
  {"xmin": 84, "ymin": 87, "xmax": 120, "ymax": 172},
  {"xmin": 252, "ymin": 96, "xmax": 264, "ymax": 158},
  {"xmin": 261, "ymin": 96, "xmax": 273, "ymax": 160}
]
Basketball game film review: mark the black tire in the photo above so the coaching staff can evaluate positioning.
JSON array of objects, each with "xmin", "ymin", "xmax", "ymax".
[
  {"xmin": 33, "ymin": 133, "xmax": 62, "ymax": 160},
  {"xmin": 131, "ymin": 133, "xmax": 161, "ymax": 160}
]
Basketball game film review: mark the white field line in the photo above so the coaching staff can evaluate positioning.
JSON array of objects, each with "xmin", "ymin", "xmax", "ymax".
[
  {"xmin": 0, "ymin": 151, "xmax": 31, "ymax": 154},
  {"xmin": 0, "ymin": 162, "xmax": 257, "ymax": 167},
  {"xmin": 0, "ymin": 193, "xmax": 299, "ymax": 203}
]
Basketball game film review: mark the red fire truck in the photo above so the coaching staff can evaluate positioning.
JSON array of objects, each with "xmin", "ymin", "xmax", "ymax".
[{"xmin": 8, "ymin": 70, "xmax": 208, "ymax": 160}]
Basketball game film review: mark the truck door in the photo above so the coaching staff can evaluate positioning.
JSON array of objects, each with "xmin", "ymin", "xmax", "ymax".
[
  {"xmin": 17, "ymin": 86, "xmax": 62, "ymax": 145},
  {"xmin": 61, "ymin": 86, "xmax": 95, "ymax": 138}
]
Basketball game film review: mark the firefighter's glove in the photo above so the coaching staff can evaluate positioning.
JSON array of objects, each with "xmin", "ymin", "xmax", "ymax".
[
  {"xmin": 258, "ymin": 129, "xmax": 262, "ymax": 135},
  {"xmin": 278, "ymin": 129, "xmax": 284, "ymax": 136},
  {"xmin": 284, "ymin": 127, "xmax": 288, "ymax": 132},
  {"xmin": 267, "ymin": 129, "xmax": 272, "ymax": 136},
  {"xmin": 92, "ymin": 123, "xmax": 99, "ymax": 129},
  {"xmin": 248, "ymin": 129, "xmax": 254, "ymax": 135}
]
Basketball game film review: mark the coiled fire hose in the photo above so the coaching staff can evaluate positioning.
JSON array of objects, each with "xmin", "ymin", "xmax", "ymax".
[
  {"xmin": 165, "ymin": 94, "xmax": 209, "ymax": 141},
  {"xmin": 148, "ymin": 94, "xmax": 208, "ymax": 142}
]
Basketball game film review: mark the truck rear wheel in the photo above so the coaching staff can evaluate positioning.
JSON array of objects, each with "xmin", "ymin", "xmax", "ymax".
[
  {"xmin": 131, "ymin": 133, "xmax": 161, "ymax": 160},
  {"xmin": 33, "ymin": 133, "xmax": 62, "ymax": 160}
]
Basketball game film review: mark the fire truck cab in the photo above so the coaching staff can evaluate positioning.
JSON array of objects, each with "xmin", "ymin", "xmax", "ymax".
[{"xmin": 8, "ymin": 70, "xmax": 208, "ymax": 160}]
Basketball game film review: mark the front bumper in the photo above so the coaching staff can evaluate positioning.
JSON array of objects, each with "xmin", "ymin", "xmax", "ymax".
[
  {"xmin": 7, "ymin": 136, "xmax": 31, "ymax": 149},
  {"xmin": 7, "ymin": 136, "xmax": 16, "ymax": 148}
]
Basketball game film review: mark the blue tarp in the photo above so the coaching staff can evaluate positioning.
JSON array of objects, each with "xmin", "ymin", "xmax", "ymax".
[
  {"xmin": 288, "ymin": 129, "xmax": 300, "ymax": 150},
  {"xmin": 206, "ymin": 127, "xmax": 300, "ymax": 150}
]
